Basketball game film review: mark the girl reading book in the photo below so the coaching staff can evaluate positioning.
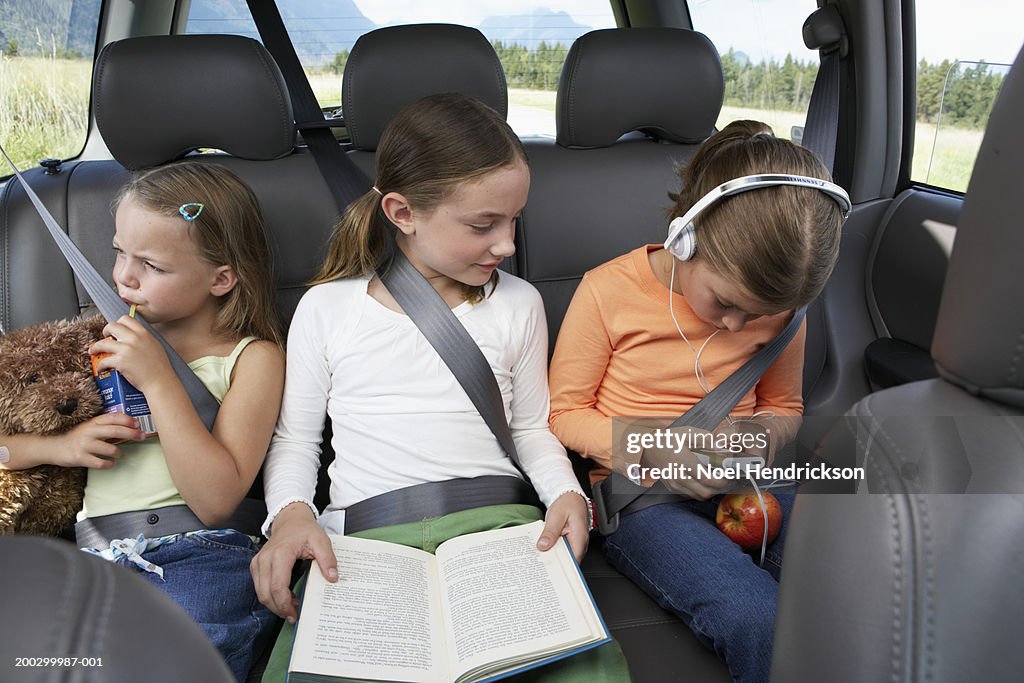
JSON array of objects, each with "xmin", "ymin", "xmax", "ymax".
[{"xmin": 251, "ymin": 94, "xmax": 630, "ymax": 682}]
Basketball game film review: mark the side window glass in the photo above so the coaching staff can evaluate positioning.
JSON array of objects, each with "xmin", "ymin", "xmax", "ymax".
[
  {"xmin": 0, "ymin": 0, "xmax": 102, "ymax": 172},
  {"xmin": 687, "ymin": 0, "xmax": 821, "ymax": 142},
  {"xmin": 911, "ymin": 2, "xmax": 1021, "ymax": 193},
  {"xmin": 913, "ymin": 61, "xmax": 1010, "ymax": 192}
]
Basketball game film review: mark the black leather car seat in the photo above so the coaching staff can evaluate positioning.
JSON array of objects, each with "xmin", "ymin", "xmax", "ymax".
[{"xmin": 772, "ymin": 44, "xmax": 1024, "ymax": 683}]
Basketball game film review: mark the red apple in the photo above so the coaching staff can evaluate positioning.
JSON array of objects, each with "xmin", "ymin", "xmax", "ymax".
[{"xmin": 716, "ymin": 490, "xmax": 783, "ymax": 550}]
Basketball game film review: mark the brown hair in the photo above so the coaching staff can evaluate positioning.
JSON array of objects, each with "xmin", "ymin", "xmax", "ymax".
[
  {"xmin": 312, "ymin": 93, "xmax": 527, "ymax": 303},
  {"xmin": 115, "ymin": 161, "xmax": 282, "ymax": 345},
  {"xmin": 668, "ymin": 120, "xmax": 844, "ymax": 311}
]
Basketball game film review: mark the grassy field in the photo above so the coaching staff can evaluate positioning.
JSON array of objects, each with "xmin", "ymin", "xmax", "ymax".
[
  {"xmin": 717, "ymin": 106, "xmax": 806, "ymax": 141},
  {"xmin": 509, "ymin": 88, "xmax": 557, "ymax": 110},
  {"xmin": 910, "ymin": 121, "xmax": 982, "ymax": 192},
  {"xmin": 307, "ymin": 70, "xmax": 342, "ymax": 110},
  {"xmin": 1, "ymin": 58, "xmax": 984, "ymax": 193},
  {"xmin": 0, "ymin": 55, "xmax": 91, "ymax": 171}
]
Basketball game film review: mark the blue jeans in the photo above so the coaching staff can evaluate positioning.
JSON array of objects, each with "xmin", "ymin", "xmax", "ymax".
[
  {"xmin": 603, "ymin": 488, "xmax": 796, "ymax": 683},
  {"xmin": 121, "ymin": 530, "xmax": 278, "ymax": 682}
]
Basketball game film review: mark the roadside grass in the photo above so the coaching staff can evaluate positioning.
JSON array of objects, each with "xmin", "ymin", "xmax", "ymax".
[
  {"xmin": 509, "ymin": 88, "xmax": 557, "ymax": 111},
  {"xmin": 910, "ymin": 121, "xmax": 980, "ymax": 193},
  {"xmin": 717, "ymin": 106, "xmax": 806, "ymax": 141},
  {"xmin": 0, "ymin": 55, "xmax": 91, "ymax": 170},
  {"xmin": 307, "ymin": 70, "xmax": 342, "ymax": 110}
]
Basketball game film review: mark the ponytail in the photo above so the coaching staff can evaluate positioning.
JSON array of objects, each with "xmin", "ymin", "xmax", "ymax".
[
  {"xmin": 668, "ymin": 120, "xmax": 774, "ymax": 216},
  {"xmin": 310, "ymin": 190, "xmax": 391, "ymax": 285}
]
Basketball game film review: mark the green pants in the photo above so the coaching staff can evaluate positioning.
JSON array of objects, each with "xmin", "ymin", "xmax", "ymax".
[{"xmin": 263, "ymin": 504, "xmax": 631, "ymax": 682}]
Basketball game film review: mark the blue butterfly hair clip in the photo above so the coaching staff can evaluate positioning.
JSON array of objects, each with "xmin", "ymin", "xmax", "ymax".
[{"xmin": 179, "ymin": 202, "xmax": 205, "ymax": 221}]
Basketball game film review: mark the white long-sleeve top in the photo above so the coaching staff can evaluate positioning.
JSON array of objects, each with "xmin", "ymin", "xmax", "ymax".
[{"xmin": 262, "ymin": 272, "xmax": 583, "ymax": 536}]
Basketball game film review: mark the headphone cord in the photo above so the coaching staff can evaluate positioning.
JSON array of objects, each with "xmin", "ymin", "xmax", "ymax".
[
  {"xmin": 748, "ymin": 474, "xmax": 770, "ymax": 567},
  {"xmin": 668, "ymin": 259, "xmax": 774, "ymax": 428},
  {"xmin": 668, "ymin": 255, "xmax": 781, "ymax": 566},
  {"xmin": 669, "ymin": 258, "xmax": 719, "ymax": 395}
]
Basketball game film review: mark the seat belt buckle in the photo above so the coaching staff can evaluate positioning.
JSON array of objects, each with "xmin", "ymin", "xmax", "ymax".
[{"xmin": 592, "ymin": 479, "xmax": 619, "ymax": 536}]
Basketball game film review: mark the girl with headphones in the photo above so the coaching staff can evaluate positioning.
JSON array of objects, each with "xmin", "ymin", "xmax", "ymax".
[{"xmin": 548, "ymin": 120, "xmax": 849, "ymax": 683}]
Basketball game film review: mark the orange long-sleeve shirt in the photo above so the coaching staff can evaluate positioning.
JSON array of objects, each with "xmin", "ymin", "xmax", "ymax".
[{"xmin": 549, "ymin": 245, "xmax": 805, "ymax": 481}]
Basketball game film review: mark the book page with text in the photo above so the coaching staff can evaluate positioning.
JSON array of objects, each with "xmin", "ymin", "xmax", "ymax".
[
  {"xmin": 289, "ymin": 535, "xmax": 446, "ymax": 682},
  {"xmin": 436, "ymin": 521, "xmax": 598, "ymax": 681}
]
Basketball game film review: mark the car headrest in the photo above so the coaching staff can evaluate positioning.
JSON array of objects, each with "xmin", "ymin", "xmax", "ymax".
[
  {"xmin": 94, "ymin": 35, "xmax": 295, "ymax": 170},
  {"xmin": 343, "ymin": 24, "xmax": 508, "ymax": 152},
  {"xmin": 931, "ymin": 45, "xmax": 1024, "ymax": 409},
  {"xmin": 556, "ymin": 28, "xmax": 724, "ymax": 149}
]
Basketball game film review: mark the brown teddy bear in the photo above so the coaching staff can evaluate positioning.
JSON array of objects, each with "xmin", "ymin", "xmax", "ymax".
[{"xmin": 0, "ymin": 316, "xmax": 107, "ymax": 536}]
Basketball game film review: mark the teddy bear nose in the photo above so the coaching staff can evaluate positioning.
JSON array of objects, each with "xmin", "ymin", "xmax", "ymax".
[{"xmin": 56, "ymin": 398, "xmax": 79, "ymax": 416}]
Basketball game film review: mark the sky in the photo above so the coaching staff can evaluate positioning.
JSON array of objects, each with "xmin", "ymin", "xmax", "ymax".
[
  {"xmin": 354, "ymin": 0, "xmax": 617, "ymax": 30},
  {"xmin": 354, "ymin": 0, "xmax": 1023, "ymax": 66}
]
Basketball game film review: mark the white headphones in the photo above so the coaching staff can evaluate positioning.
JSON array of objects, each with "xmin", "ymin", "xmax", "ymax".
[{"xmin": 663, "ymin": 173, "xmax": 852, "ymax": 261}]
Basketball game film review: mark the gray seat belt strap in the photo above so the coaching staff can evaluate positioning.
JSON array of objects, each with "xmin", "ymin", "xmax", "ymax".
[
  {"xmin": 593, "ymin": 306, "xmax": 806, "ymax": 535},
  {"xmin": 343, "ymin": 476, "xmax": 539, "ymax": 534},
  {"xmin": 801, "ymin": 4, "xmax": 847, "ymax": 175},
  {"xmin": 802, "ymin": 50, "xmax": 840, "ymax": 173},
  {"xmin": 1, "ymin": 146, "xmax": 220, "ymax": 431},
  {"xmin": 377, "ymin": 249, "xmax": 526, "ymax": 478},
  {"xmin": 667, "ymin": 306, "xmax": 806, "ymax": 431}
]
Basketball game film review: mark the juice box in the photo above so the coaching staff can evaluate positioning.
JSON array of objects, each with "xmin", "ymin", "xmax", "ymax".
[{"xmin": 90, "ymin": 349, "xmax": 158, "ymax": 438}]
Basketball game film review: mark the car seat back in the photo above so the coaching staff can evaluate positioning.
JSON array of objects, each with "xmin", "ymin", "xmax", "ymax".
[
  {"xmin": 518, "ymin": 28, "xmax": 724, "ymax": 355},
  {"xmin": 774, "ymin": 43, "xmax": 1024, "ymax": 683}
]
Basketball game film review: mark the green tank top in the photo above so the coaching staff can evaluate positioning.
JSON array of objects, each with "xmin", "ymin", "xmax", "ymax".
[{"xmin": 81, "ymin": 337, "xmax": 257, "ymax": 519}]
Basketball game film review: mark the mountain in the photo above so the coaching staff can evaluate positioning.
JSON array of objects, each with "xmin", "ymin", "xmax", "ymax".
[
  {"xmin": 185, "ymin": 0, "xmax": 375, "ymax": 66},
  {"xmin": 479, "ymin": 8, "xmax": 593, "ymax": 48},
  {"xmin": 0, "ymin": 0, "xmax": 101, "ymax": 56},
  {"xmin": 0, "ymin": 1, "xmax": 593, "ymax": 65}
]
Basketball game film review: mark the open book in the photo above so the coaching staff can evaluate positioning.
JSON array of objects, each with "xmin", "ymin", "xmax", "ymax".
[{"xmin": 287, "ymin": 520, "xmax": 611, "ymax": 683}]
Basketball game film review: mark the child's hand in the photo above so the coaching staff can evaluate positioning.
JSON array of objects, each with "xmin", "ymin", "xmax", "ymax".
[
  {"xmin": 537, "ymin": 491, "xmax": 589, "ymax": 562},
  {"xmin": 58, "ymin": 413, "xmax": 146, "ymax": 468},
  {"xmin": 637, "ymin": 426, "xmax": 734, "ymax": 500},
  {"xmin": 91, "ymin": 316, "xmax": 175, "ymax": 393},
  {"xmin": 250, "ymin": 502, "xmax": 336, "ymax": 623}
]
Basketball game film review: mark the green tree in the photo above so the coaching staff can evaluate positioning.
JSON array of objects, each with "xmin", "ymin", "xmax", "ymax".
[
  {"xmin": 491, "ymin": 39, "xmax": 569, "ymax": 91},
  {"xmin": 329, "ymin": 49, "xmax": 349, "ymax": 75}
]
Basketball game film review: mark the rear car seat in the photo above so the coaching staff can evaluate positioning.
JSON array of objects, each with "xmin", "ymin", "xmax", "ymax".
[
  {"xmin": 519, "ymin": 28, "xmax": 732, "ymax": 682},
  {"xmin": 0, "ymin": 21, "xmax": 875, "ymax": 683}
]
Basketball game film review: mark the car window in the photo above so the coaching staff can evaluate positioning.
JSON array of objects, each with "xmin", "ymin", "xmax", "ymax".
[
  {"xmin": 183, "ymin": 1, "xmax": 616, "ymax": 137},
  {"xmin": 0, "ymin": 0, "xmax": 102, "ymax": 172},
  {"xmin": 687, "ymin": 0, "xmax": 820, "ymax": 142},
  {"xmin": 911, "ymin": 0, "xmax": 1022, "ymax": 192}
]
